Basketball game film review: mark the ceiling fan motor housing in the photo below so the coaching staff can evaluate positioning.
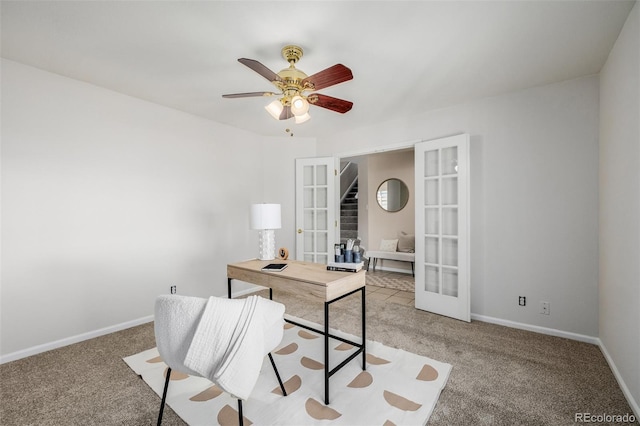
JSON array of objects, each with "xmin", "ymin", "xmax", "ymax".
[{"xmin": 276, "ymin": 69, "xmax": 309, "ymax": 105}]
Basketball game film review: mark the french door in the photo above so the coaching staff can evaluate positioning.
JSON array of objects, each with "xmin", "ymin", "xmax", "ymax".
[
  {"xmin": 295, "ymin": 157, "xmax": 336, "ymax": 263},
  {"xmin": 415, "ymin": 134, "xmax": 470, "ymax": 322}
]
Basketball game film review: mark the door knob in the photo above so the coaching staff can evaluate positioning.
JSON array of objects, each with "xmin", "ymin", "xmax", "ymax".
[{"xmin": 297, "ymin": 229, "xmax": 303, "ymax": 234}]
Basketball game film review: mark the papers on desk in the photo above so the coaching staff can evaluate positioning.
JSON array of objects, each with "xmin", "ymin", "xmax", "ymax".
[{"xmin": 326, "ymin": 261, "xmax": 364, "ymax": 273}]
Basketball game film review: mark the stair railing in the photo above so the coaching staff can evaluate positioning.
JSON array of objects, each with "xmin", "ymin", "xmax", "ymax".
[{"xmin": 340, "ymin": 161, "xmax": 359, "ymax": 203}]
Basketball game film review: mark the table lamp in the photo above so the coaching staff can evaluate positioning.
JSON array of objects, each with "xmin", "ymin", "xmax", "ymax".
[{"xmin": 250, "ymin": 204, "xmax": 281, "ymax": 260}]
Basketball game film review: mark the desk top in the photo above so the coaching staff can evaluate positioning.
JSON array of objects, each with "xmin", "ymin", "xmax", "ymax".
[{"xmin": 227, "ymin": 259, "xmax": 366, "ymax": 302}]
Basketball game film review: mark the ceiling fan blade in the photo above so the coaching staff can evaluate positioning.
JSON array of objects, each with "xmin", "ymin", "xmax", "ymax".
[
  {"xmin": 302, "ymin": 64, "xmax": 353, "ymax": 91},
  {"xmin": 308, "ymin": 93, "xmax": 353, "ymax": 114},
  {"xmin": 222, "ymin": 92, "xmax": 278, "ymax": 98},
  {"xmin": 279, "ymin": 105, "xmax": 293, "ymax": 120},
  {"xmin": 238, "ymin": 58, "xmax": 283, "ymax": 83}
]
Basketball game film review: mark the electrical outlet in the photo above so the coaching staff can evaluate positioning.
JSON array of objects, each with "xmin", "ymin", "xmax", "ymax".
[
  {"xmin": 170, "ymin": 285, "xmax": 176, "ymax": 294},
  {"xmin": 518, "ymin": 296, "xmax": 526, "ymax": 306},
  {"xmin": 540, "ymin": 301, "xmax": 550, "ymax": 315}
]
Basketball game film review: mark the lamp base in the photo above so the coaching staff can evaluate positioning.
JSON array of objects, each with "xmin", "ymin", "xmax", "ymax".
[{"xmin": 258, "ymin": 229, "xmax": 276, "ymax": 260}]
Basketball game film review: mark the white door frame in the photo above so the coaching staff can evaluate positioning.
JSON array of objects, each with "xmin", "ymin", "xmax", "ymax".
[{"xmin": 334, "ymin": 140, "xmax": 419, "ymax": 248}]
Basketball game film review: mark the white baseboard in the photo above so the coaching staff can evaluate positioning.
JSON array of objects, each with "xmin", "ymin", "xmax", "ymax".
[
  {"xmin": 470, "ymin": 313, "xmax": 600, "ymax": 345},
  {"xmin": 229, "ymin": 285, "xmax": 269, "ymax": 298},
  {"xmin": 0, "ymin": 315, "xmax": 154, "ymax": 364},
  {"xmin": 597, "ymin": 340, "xmax": 640, "ymax": 419}
]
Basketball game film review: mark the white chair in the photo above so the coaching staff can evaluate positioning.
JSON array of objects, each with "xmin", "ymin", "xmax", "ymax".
[{"xmin": 154, "ymin": 294, "xmax": 287, "ymax": 425}]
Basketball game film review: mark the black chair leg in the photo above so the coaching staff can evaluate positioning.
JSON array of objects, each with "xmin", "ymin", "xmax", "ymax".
[
  {"xmin": 268, "ymin": 352, "xmax": 287, "ymax": 396},
  {"xmin": 237, "ymin": 399, "xmax": 244, "ymax": 426},
  {"xmin": 160, "ymin": 358, "xmax": 282, "ymax": 426},
  {"xmin": 157, "ymin": 367, "xmax": 172, "ymax": 426}
]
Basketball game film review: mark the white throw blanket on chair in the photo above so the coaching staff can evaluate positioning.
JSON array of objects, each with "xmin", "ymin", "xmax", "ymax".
[{"xmin": 183, "ymin": 295, "xmax": 284, "ymax": 400}]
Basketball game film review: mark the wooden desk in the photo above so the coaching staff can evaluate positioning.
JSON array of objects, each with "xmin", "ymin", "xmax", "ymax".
[{"xmin": 227, "ymin": 259, "xmax": 366, "ymax": 405}]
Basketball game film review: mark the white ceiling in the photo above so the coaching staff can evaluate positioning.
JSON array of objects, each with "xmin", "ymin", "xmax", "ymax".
[{"xmin": 1, "ymin": 1, "xmax": 635, "ymax": 139}]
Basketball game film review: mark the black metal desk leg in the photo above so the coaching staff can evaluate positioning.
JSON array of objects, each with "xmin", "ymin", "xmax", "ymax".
[
  {"xmin": 324, "ymin": 301, "xmax": 330, "ymax": 405},
  {"xmin": 362, "ymin": 286, "xmax": 366, "ymax": 370},
  {"xmin": 227, "ymin": 278, "xmax": 232, "ymax": 299}
]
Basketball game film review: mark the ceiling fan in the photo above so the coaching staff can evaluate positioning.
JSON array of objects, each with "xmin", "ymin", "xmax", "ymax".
[{"xmin": 222, "ymin": 45, "xmax": 353, "ymax": 124}]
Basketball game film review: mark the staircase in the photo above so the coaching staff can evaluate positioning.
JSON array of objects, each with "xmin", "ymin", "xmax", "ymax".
[{"xmin": 340, "ymin": 180, "xmax": 358, "ymax": 243}]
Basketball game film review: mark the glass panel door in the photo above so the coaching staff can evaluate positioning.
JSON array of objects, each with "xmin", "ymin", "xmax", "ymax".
[
  {"xmin": 415, "ymin": 134, "xmax": 470, "ymax": 322},
  {"xmin": 296, "ymin": 158, "xmax": 335, "ymax": 263}
]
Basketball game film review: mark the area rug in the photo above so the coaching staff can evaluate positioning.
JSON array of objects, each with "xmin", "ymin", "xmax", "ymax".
[
  {"xmin": 123, "ymin": 316, "xmax": 451, "ymax": 425},
  {"xmin": 366, "ymin": 272, "xmax": 414, "ymax": 292}
]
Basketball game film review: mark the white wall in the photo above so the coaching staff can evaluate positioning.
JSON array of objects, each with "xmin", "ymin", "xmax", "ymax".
[
  {"xmin": 599, "ymin": 2, "xmax": 640, "ymax": 415},
  {"xmin": 366, "ymin": 150, "xmax": 415, "ymax": 273},
  {"xmin": 262, "ymin": 135, "xmax": 317, "ymax": 259},
  {"xmin": 0, "ymin": 59, "xmax": 315, "ymax": 358},
  {"xmin": 320, "ymin": 76, "xmax": 600, "ymax": 338}
]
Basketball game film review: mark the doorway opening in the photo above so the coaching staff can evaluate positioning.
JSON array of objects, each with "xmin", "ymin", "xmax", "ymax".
[{"xmin": 338, "ymin": 146, "xmax": 416, "ymax": 302}]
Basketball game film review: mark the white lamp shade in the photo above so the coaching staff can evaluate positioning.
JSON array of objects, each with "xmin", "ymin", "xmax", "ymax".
[
  {"xmin": 250, "ymin": 204, "xmax": 281, "ymax": 230},
  {"xmin": 294, "ymin": 112, "xmax": 311, "ymax": 124},
  {"xmin": 290, "ymin": 95, "xmax": 310, "ymax": 116}
]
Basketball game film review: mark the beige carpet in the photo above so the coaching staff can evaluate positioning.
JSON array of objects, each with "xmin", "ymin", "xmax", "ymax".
[
  {"xmin": 124, "ymin": 316, "xmax": 451, "ymax": 425},
  {"xmin": 0, "ymin": 289, "xmax": 636, "ymax": 425}
]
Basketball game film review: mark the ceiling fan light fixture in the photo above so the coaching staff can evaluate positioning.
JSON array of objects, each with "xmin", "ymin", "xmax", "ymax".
[
  {"xmin": 265, "ymin": 99, "xmax": 283, "ymax": 120},
  {"xmin": 290, "ymin": 95, "xmax": 309, "ymax": 116},
  {"xmin": 294, "ymin": 112, "xmax": 311, "ymax": 124}
]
